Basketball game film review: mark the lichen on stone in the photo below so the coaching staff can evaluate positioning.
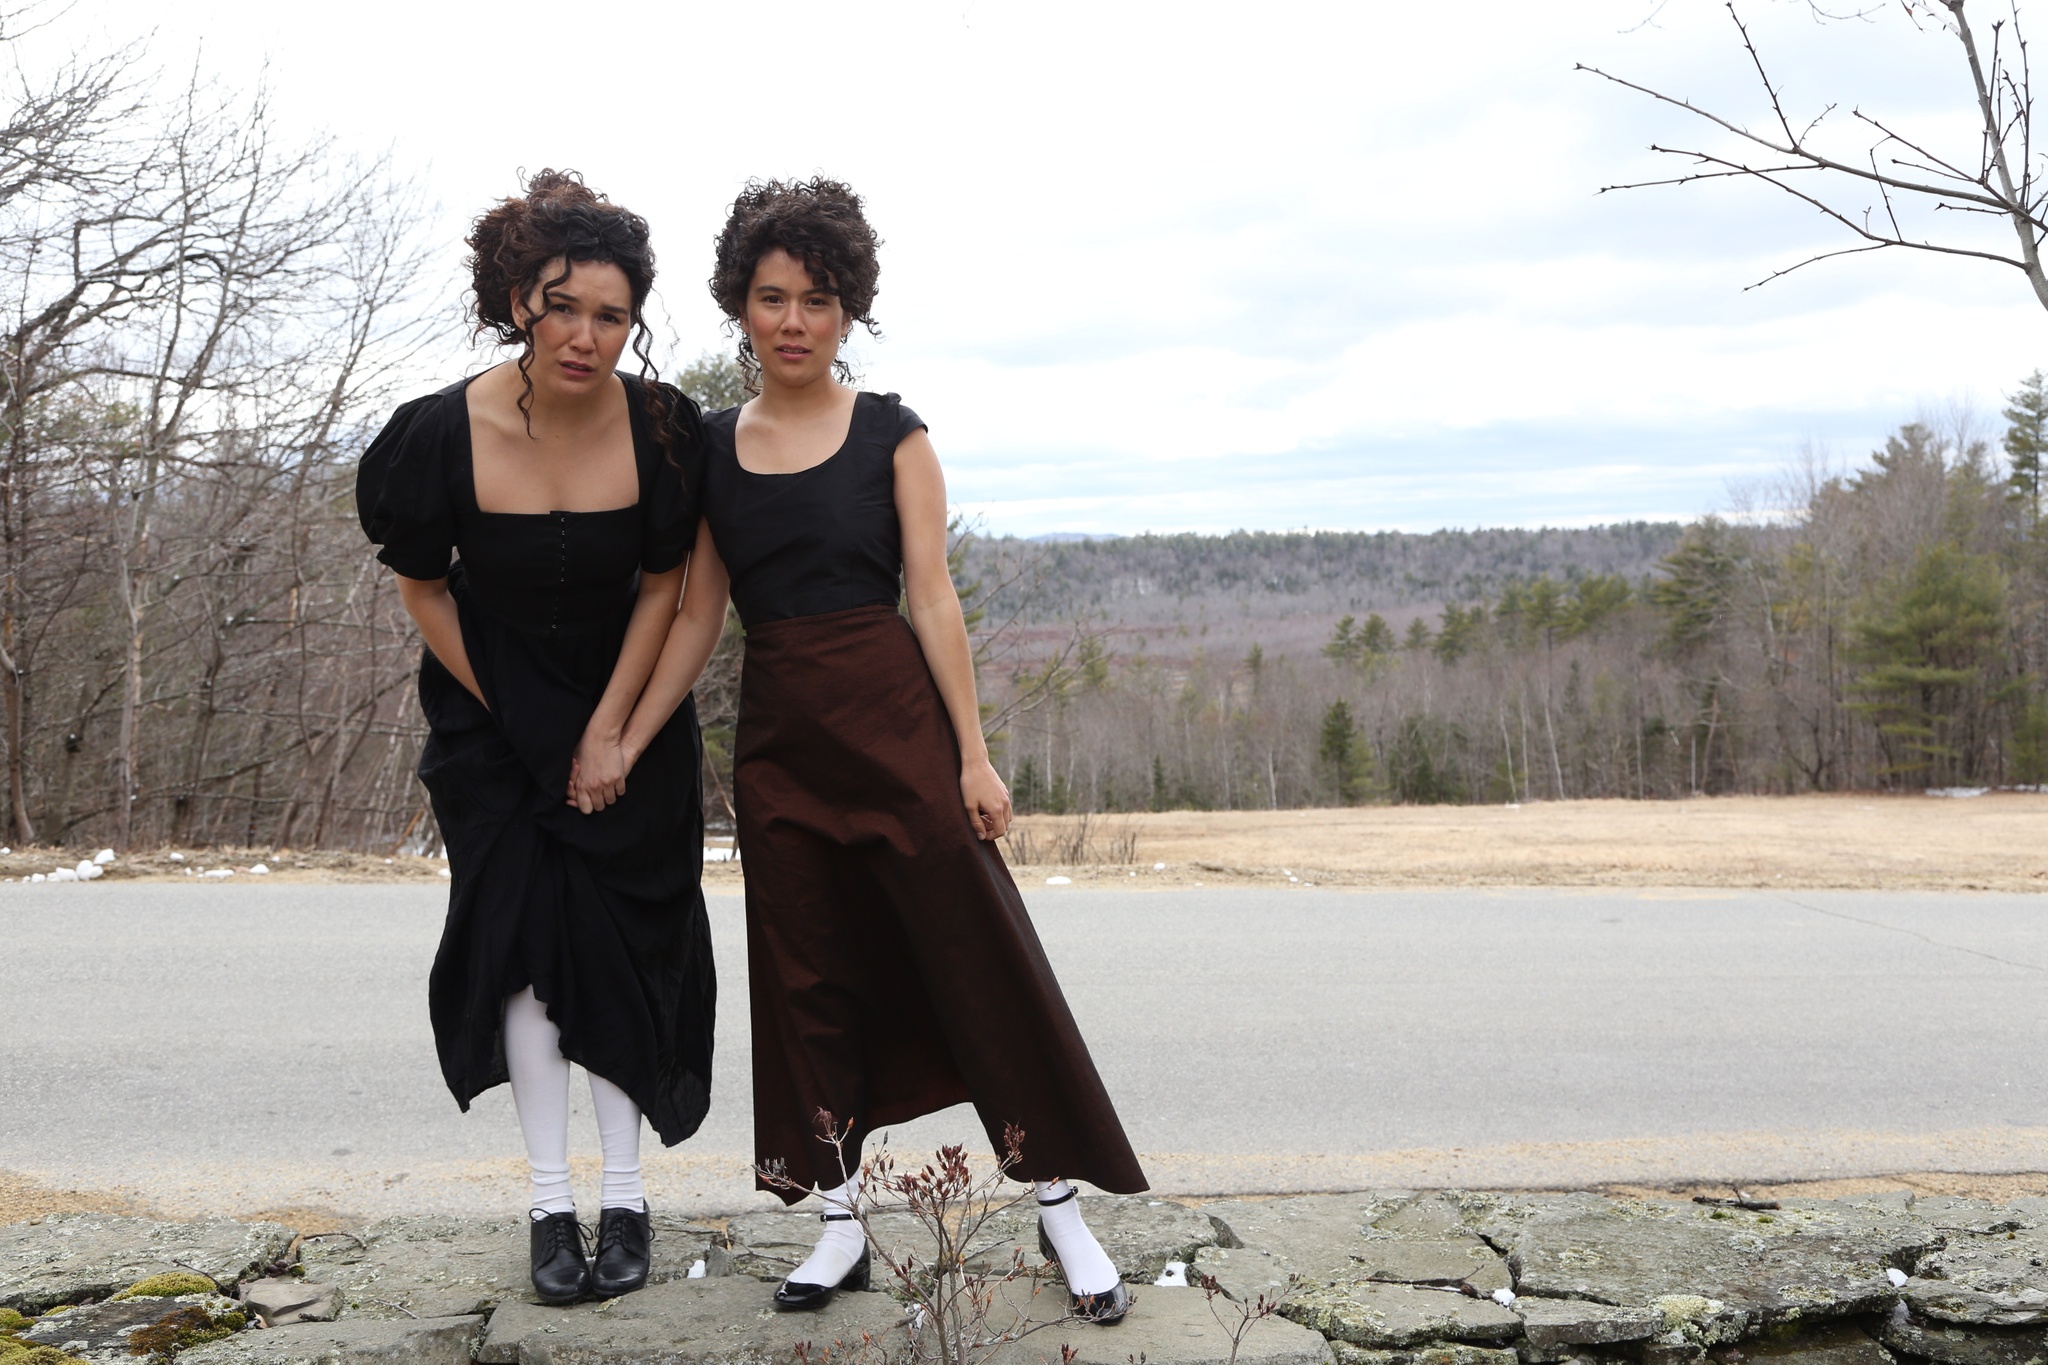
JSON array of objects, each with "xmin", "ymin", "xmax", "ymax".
[{"xmin": 111, "ymin": 1272, "xmax": 217, "ymax": 1301}]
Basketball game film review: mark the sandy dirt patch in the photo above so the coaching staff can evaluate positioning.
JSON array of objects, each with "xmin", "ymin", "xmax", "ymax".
[{"xmin": 2, "ymin": 792, "xmax": 2039, "ymax": 891}]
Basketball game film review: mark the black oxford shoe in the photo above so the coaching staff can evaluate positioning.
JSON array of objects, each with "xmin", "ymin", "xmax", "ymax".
[
  {"xmin": 590, "ymin": 1203, "xmax": 653, "ymax": 1298},
  {"xmin": 529, "ymin": 1210, "xmax": 590, "ymax": 1305}
]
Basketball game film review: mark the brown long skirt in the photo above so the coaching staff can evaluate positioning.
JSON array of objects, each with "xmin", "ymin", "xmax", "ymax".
[{"xmin": 735, "ymin": 603, "xmax": 1147, "ymax": 1201}]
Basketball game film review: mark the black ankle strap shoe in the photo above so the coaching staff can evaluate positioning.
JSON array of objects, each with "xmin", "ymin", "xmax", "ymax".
[
  {"xmin": 773, "ymin": 1212, "xmax": 872, "ymax": 1311},
  {"xmin": 1038, "ymin": 1224, "xmax": 1131, "ymax": 1325},
  {"xmin": 529, "ymin": 1210, "xmax": 590, "ymax": 1305},
  {"xmin": 590, "ymin": 1203, "xmax": 654, "ymax": 1299}
]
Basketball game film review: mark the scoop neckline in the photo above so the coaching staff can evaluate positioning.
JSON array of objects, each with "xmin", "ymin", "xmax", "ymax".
[
  {"xmin": 458, "ymin": 372, "xmax": 644, "ymax": 516},
  {"xmin": 732, "ymin": 391, "xmax": 865, "ymax": 478}
]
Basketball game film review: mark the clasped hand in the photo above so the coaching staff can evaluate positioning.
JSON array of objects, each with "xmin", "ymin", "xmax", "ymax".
[{"xmin": 566, "ymin": 727, "xmax": 635, "ymax": 815}]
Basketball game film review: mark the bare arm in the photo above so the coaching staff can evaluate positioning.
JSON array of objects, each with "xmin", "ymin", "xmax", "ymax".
[
  {"xmin": 896, "ymin": 429, "xmax": 1011, "ymax": 841},
  {"xmin": 395, "ymin": 574, "xmax": 486, "ymax": 708},
  {"xmin": 566, "ymin": 563, "xmax": 687, "ymax": 814},
  {"xmin": 618, "ymin": 518, "xmax": 732, "ymax": 765}
]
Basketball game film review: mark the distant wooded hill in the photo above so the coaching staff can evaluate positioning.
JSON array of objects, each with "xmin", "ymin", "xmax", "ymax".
[{"xmin": 956, "ymin": 523, "xmax": 1688, "ymax": 633}]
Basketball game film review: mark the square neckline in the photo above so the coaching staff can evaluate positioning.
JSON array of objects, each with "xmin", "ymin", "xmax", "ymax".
[
  {"xmin": 458, "ymin": 372, "xmax": 643, "ymax": 518},
  {"xmin": 732, "ymin": 391, "xmax": 868, "ymax": 478}
]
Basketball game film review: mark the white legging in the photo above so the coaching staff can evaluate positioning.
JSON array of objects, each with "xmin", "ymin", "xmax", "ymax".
[{"xmin": 503, "ymin": 987, "xmax": 645, "ymax": 1214}]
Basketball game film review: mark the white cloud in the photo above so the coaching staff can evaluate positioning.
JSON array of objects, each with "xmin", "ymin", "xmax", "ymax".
[{"xmin": 30, "ymin": 0, "xmax": 2048, "ymax": 534}]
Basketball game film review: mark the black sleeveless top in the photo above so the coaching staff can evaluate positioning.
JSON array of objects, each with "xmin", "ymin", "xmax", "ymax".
[{"xmin": 701, "ymin": 391, "xmax": 927, "ymax": 628}]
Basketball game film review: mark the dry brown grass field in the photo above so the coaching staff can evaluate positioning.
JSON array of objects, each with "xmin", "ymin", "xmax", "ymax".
[
  {"xmin": 4, "ymin": 790, "xmax": 2040, "ymax": 890},
  {"xmin": 974, "ymin": 791, "xmax": 2048, "ymax": 892}
]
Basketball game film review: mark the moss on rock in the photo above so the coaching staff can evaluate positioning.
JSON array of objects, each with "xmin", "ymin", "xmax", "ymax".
[
  {"xmin": 125, "ymin": 1303, "xmax": 245, "ymax": 1361},
  {"xmin": 0, "ymin": 1334, "xmax": 91, "ymax": 1364},
  {"xmin": 111, "ymin": 1272, "xmax": 216, "ymax": 1300},
  {"xmin": 0, "ymin": 1312, "xmax": 27, "ymax": 1333}
]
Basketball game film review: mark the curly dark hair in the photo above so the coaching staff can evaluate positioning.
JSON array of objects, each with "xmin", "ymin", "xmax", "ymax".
[
  {"xmin": 466, "ymin": 168, "xmax": 677, "ymax": 440},
  {"xmin": 708, "ymin": 177, "xmax": 882, "ymax": 390}
]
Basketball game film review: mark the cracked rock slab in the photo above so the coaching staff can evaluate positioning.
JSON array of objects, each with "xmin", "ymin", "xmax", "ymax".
[
  {"xmin": 1481, "ymin": 1195, "xmax": 1937, "ymax": 1335},
  {"xmin": 477, "ymin": 1275, "xmax": 905, "ymax": 1364},
  {"xmin": 242, "ymin": 1278, "xmax": 341, "ymax": 1327},
  {"xmin": 1201, "ymin": 1194, "xmax": 1417, "ymax": 1281},
  {"xmin": 1512, "ymin": 1297, "xmax": 1662, "ymax": 1351},
  {"xmin": 1350, "ymin": 1242, "xmax": 1511, "ymax": 1297},
  {"xmin": 1908, "ymin": 1223, "xmax": 2048, "ymax": 1327},
  {"xmin": 985, "ymin": 1284, "xmax": 1336, "ymax": 1365},
  {"xmin": 1334, "ymin": 1347, "xmax": 1515, "ymax": 1365},
  {"xmin": 303, "ymin": 1215, "xmax": 719, "ymax": 1321},
  {"xmin": 1193, "ymin": 1245, "xmax": 1298, "ymax": 1305},
  {"xmin": 1200, "ymin": 1194, "xmax": 1514, "ymax": 1303},
  {"xmin": 0, "ymin": 1214, "xmax": 293, "ymax": 1314},
  {"xmin": 176, "ymin": 1314, "xmax": 485, "ymax": 1364},
  {"xmin": 1738, "ymin": 1321, "xmax": 1896, "ymax": 1365},
  {"xmin": 1280, "ymin": 1282, "xmax": 1521, "ymax": 1349},
  {"xmin": 1877, "ymin": 1314, "xmax": 2048, "ymax": 1365}
]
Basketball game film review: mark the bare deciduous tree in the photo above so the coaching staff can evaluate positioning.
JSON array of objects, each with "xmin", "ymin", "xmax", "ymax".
[{"xmin": 1583, "ymin": 1, "xmax": 2048, "ymax": 304}]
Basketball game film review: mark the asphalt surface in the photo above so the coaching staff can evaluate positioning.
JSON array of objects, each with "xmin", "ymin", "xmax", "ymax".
[{"xmin": 2, "ymin": 884, "xmax": 2044, "ymax": 1219}]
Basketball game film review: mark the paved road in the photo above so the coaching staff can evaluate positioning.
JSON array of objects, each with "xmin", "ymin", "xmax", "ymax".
[{"xmin": 3, "ymin": 884, "xmax": 2044, "ymax": 1219}]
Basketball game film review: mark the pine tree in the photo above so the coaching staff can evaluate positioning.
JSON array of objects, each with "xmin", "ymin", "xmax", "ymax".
[
  {"xmin": 1319, "ymin": 700, "xmax": 1365, "ymax": 804},
  {"xmin": 2003, "ymin": 369, "xmax": 2048, "ymax": 528},
  {"xmin": 1852, "ymin": 543, "xmax": 2009, "ymax": 785}
]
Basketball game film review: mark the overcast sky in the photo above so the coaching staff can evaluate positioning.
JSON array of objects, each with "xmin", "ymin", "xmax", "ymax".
[{"xmin": 35, "ymin": 0, "xmax": 2048, "ymax": 535}]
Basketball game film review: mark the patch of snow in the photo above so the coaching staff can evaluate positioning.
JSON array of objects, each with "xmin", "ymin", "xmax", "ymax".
[
  {"xmin": 203, "ymin": 868, "xmax": 234, "ymax": 878},
  {"xmin": 168, "ymin": 852, "xmax": 184, "ymax": 862},
  {"xmin": 439, "ymin": 868, "xmax": 451, "ymax": 878},
  {"xmin": 75, "ymin": 861, "xmax": 102, "ymax": 880},
  {"xmin": 1925, "ymin": 787, "xmax": 1989, "ymax": 798},
  {"xmin": 1045, "ymin": 875, "xmax": 1072, "ymax": 886},
  {"xmin": 92, "ymin": 848, "xmax": 115, "ymax": 865},
  {"xmin": 687, "ymin": 1259, "xmax": 707, "ymax": 1279},
  {"xmin": 249, "ymin": 863, "xmax": 270, "ymax": 875},
  {"xmin": 703, "ymin": 847, "xmax": 736, "ymax": 862},
  {"xmin": 1887, "ymin": 1268, "xmax": 1908, "ymax": 1288},
  {"xmin": 29, "ymin": 873, "xmax": 44, "ymax": 882},
  {"xmin": 1492, "ymin": 1288, "xmax": 1516, "ymax": 1306},
  {"xmin": 1154, "ymin": 1261, "xmax": 1188, "ymax": 1288},
  {"xmin": 1152, "ymin": 862, "xmax": 1166, "ymax": 871},
  {"xmin": 48, "ymin": 867, "xmax": 77, "ymax": 882}
]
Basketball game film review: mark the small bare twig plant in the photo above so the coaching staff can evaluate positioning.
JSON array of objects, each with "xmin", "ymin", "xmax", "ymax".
[
  {"xmin": 1582, "ymin": 1, "xmax": 2048, "ymax": 309},
  {"xmin": 1190, "ymin": 1269, "xmax": 1292, "ymax": 1365},
  {"xmin": 1001, "ymin": 813, "xmax": 1140, "ymax": 868},
  {"xmin": 764, "ymin": 1114, "xmax": 1080, "ymax": 1365}
]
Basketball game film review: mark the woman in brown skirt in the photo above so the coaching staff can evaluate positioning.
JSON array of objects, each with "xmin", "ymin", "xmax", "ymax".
[{"xmin": 615, "ymin": 178, "xmax": 1145, "ymax": 1321}]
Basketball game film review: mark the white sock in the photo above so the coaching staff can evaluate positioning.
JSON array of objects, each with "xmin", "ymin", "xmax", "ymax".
[
  {"xmin": 1036, "ymin": 1180, "xmax": 1119, "ymax": 1295},
  {"xmin": 504, "ymin": 988, "xmax": 573, "ymax": 1216},
  {"xmin": 787, "ymin": 1177, "xmax": 865, "ymax": 1287},
  {"xmin": 589, "ymin": 1071, "xmax": 646, "ymax": 1210}
]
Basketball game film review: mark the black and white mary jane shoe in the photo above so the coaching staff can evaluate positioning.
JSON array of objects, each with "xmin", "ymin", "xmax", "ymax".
[{"xmin": 773, "ymin": 1212, "xmax": 872, "ymax": 1311}]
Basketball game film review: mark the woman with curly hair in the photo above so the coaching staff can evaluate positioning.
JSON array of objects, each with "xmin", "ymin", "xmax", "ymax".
[
  {"xmin": 615, "ymin": 177, "xmax": 1144, "ymax": 1322},
  {"xmin": 356, "ymin": 170, "xmax": 714, "ymax": 1306}
]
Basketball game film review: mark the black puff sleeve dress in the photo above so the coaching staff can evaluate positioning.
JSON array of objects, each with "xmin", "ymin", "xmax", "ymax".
[{"xmin": 357, "ymin": 374, "xmax": 715, "ymax": 1146}]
